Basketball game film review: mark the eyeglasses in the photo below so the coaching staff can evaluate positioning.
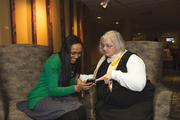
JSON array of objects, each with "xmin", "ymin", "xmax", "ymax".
[
  {"xmin": 70, "ymin": 52, "xmax": 82, "ymax": 56},
  {"xmin": 101, "ymin": 44, "xmax": 114, "ymax": 49}
]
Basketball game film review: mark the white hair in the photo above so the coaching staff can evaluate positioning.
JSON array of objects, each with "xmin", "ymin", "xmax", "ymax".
[{"xmin": 99, "ymin": 30, "xmax": 125, "ymax": 54}]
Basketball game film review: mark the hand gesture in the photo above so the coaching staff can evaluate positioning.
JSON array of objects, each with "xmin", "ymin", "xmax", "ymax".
[
  {"xmin": 75, "ymin": 79, "xmax": 94, "ymax": 92},
  {"xmin": 96, "ymin": 71, "xmax": 112, "ymax": 85}
]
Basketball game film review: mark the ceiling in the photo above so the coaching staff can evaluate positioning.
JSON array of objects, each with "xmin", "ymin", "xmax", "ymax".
[{"xmin": 80, "ymin": 0, "xmax": 180, "ymax": 31}]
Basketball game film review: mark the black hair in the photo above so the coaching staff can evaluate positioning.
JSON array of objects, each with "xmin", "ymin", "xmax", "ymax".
[{"xmin": 58, "ymin": 35, "xmax": 83, "ymax": 86}]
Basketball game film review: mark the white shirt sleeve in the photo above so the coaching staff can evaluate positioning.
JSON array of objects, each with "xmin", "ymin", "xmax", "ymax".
[
  {"xmin": 111, "ymin": 54, "xmax": 146, "ymax": 92},
  {"xmin": 79, "ymin": 74, "xmax": 94, "ymax": 81}
]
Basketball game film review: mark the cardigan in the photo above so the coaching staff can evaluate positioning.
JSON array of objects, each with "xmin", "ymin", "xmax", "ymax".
[{"xmin": 28, "ymin": 54, "xmax": 76, "ymax": 109}]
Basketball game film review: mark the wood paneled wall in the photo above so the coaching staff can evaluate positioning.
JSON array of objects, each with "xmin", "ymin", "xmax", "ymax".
[{"xmin": 0, "ymin": 0, "xmax": 85, "ymax": 53}]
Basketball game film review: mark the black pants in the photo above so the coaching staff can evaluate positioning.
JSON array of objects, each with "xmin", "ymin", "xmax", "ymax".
[
  {"xmin": 57, "ymin": 106, "xmax": 87, "ymax": 120},
  {"xmin": 95, "ymin": 100, "xmax": 153, "ymax": 120}
]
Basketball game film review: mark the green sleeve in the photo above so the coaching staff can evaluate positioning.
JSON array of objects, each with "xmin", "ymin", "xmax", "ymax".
[
  {"xmin": 70, "ymin": 77, "xmax": 77, "ymax": 85},
  {"xmin": 44, "ymin": 54, "xmax": 76, "ymax": 96}
]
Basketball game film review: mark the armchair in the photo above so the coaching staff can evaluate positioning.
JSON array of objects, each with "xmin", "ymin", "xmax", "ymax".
[
  {"xmin": 0, "ymin": 44, "xmax": 49, "ymax": 120},
  {"xmin": 84, "ymin": 41, "xmax": 173, "ymax": 120},
  {"xmin": 126, "ymin": 41, "xmax": 173, "ymax": 120}
]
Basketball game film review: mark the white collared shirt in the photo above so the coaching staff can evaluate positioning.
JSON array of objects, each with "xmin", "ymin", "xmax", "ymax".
[
  {"xmin": 111, "ymin": 54, "xmax": 146, "ymax": 92},
  {"xmin": 107, "ymin": 54, "xmax": 117, "ymax": 63}
]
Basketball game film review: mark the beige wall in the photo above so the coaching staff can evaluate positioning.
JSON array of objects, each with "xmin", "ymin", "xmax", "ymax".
[
  {"xmin": 51, "ymin": 0, "xmax": 62, "ymax": 53},
  {"xmin": 15, "ymin": 0, "xmax": 32, "ymax": 44},
  {"xmin": 15, "ymin": 0, "xmax": 48, "ymax": 45},
  {"xmin": 0, "ymin": 0, "xmax": 82, "ymax": 53},
  {"xmin": 0, "ymin": 0, "xmax": 12, "ymax": 45},
  {"xmin": 36, "ymin": 0, "xmax": 48, "ymax": 46}
]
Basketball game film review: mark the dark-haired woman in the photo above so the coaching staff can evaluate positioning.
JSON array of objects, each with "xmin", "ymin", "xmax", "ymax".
[{"xmin": 17, "ymin": 35, "xmax": 92, "ymax": 120}]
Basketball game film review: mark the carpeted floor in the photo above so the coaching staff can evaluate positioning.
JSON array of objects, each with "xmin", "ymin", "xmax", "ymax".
[
  {"xmin": 162, "ymin": 69, "xmax": 180, "ymax": 120},
  {"xmin": 170, "ymin": 92, "xmax": 180, "ymax": 120}
]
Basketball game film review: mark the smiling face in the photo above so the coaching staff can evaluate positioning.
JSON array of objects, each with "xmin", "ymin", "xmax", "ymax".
[
  {"xmin": 101, "ymin": 39, "xmax": 116, "ymax": 57},
  {"xmin": 70, "ymin": 43, "xmax": 82, "ymax": 64}
]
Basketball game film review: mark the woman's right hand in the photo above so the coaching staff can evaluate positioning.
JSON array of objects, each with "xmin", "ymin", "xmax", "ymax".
[
  {"xmin": 74, "ymin": 83, "xmax": 94, "ymax": 92},
  {"xmin": 74, "ymin": 84, "xmax": 83, "ymax": 92}
]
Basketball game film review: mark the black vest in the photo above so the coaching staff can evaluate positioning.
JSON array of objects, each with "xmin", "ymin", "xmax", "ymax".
[{"xmin": 97, "ymin": 51, "xmax": 155, "ymax": 108}]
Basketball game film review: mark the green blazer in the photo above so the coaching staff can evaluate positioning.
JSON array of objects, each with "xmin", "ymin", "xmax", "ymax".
[{"xmin": 28, "ymin": 54, "xmax": 76, "ymax": 109}]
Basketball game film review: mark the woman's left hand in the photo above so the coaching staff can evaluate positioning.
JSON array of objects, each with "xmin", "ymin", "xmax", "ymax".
[
  {"xmin": 96, "ymin": 71, "xmax": 112, "ymax": 85},
  {"xmin": 82, "ymin": 83, "xmax": 94, "ymax": 90},
  {"xmin": 77, "ymin": 78, "xmax": 94, "ymax": 90}
]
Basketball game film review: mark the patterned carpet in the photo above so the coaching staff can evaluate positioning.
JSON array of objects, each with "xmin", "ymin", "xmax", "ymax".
[{"xmin": 170, "ymin": 91, "xmax": 180, "ymax": 120}]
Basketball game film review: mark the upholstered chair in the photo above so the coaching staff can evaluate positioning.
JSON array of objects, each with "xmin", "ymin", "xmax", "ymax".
[
  {"xmin": 0, "ymin": 91, "xmax": 5, "ymax": 120},
  {"xmin": 84, "ymin": 41, "xmax": 173, "ymax": 120},
  {"xmin": 126, "ymin": 41, "xmax": 173, "ymax": 120},
  {"xmin": 0, "ymin": 44, "xmax": 49, "ymax": 120}
]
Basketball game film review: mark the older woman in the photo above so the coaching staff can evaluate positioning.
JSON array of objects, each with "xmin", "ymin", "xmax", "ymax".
[{"xmin": 94, "ymin": 30, "xmax": 154, "ymax": 120}]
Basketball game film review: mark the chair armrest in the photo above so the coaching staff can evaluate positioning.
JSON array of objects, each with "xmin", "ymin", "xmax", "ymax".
[
  {"xmin": 0, "ymin": 92, "xmax": 5, "ymax": 120},
  {"xmin": 82, "ymin": 86, "xmax": 96, "ymax": 120},
  {"xmin": 154, "ymin": 85, "xmax": 173, "ymax": 120},
  {"xmin": 83, "ymin": 84, "xmax": 173, "ymax": 120}
]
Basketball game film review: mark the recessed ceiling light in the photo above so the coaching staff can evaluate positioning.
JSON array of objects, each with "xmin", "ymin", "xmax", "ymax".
[
  {"xmin": 115, "ymin": 21, "xmax": 119, "ymax": 25},
  {"xmin": 97, "ymin": 16, "xmax": 101, "ymax": 19},
  {"xmin": 137, "ymin": 33, "xmax": 141, "ymax": 35}
]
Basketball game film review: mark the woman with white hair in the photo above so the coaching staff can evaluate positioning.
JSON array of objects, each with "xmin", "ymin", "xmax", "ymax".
[{"xmin": 94, "ymin": 30, "xmax": 154, "ymax": 120}]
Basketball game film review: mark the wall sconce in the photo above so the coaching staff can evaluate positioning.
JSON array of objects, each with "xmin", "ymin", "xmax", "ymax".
[{"xmin": 100, "ymin": 0, "xmax": 110, "ymax": 8}]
